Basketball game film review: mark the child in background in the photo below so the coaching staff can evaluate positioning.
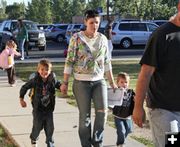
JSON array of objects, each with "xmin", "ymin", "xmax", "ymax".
[
  {"xmin": 19, "ymin": 59, "xmax": 61, "ymax": 147},
  {"xmin": 113, "ymin": 72, "xmax": 134, "ymax": 147},
  {"xmin": 0, "ymin": 40, "xmax": 21, "ymax": 86}
]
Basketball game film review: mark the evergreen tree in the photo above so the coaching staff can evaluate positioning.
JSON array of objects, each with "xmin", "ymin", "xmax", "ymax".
[
  {"xmin": 6, "ymin": 2, "xmax": 26, "ymax": 19},
  {"xmin": 0, "ymin": 0, "xmax": 7, "ymax": 20}
]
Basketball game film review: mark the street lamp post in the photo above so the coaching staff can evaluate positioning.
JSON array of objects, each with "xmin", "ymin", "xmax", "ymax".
[{"xmin": 105, "ymin": 0, "xmax": 112, "ymax": 40}]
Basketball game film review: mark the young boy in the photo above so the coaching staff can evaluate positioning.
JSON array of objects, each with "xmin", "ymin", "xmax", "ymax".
[
  {"xmin": 112, "ymin": 72, "xmax": 135, "ymax": 147},
  {"xmin": 19, "ymin": 59, "xmax": 61, "ymax": 147}
]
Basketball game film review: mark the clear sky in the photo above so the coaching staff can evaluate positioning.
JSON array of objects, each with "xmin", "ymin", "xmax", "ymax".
[{"xmin": 6, "ymin": 0, "xmax": 31, "ymax": 6}]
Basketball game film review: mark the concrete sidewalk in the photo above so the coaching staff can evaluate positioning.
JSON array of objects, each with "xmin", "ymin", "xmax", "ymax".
[{"xmin": 0, "ymin": 69, "xmax": 145, "ymax": 147}]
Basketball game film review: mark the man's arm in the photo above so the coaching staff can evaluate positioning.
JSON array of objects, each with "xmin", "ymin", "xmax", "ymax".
[{"xmin": 133, "ymin": 64, "xmax": 155, "ymax": 128}]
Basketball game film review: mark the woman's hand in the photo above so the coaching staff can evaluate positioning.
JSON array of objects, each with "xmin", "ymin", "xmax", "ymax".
[
  {"xmin": 60, "ymin": 82, "xmax": 68, "ymax": 95},
  {"xmin": 20, "ymin": 98, "xmax": 27, "ymax": 107},
  {"xmin": 110, "ymin": 82, "xmax": 118, "ymax": 91}
]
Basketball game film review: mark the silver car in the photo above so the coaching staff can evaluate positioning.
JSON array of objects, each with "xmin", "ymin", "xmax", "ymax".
[
  {"xmin": 45, "ymin": 24, "xmax": 69, "ymax": 42},
  {"xmin": 112, "ymin": 21, "xmax": 159, "ymax": 48},
  {"xmin": 65, "ymin": 23, "xmax": 84, "ymax": 44}
]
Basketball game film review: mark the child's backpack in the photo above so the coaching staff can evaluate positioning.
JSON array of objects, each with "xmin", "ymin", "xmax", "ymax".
[
  {"xmin": 0, "ymin": 49, "xmax": 7, "ymax": 69},
  {"xmin": 0, "ymin": 48, "xmax": 12, "ymax": 69},
  {"xmin": 112, "ymin": 89, "xmax": 135, "ymax": 118}
]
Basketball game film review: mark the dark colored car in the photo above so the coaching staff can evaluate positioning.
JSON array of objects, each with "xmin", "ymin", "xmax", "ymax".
[
  {"xmin": 152, "ymin": 20, "xmax": 168, "ymax": 26},
  {"xmin": 0, "ymin": 20, "xmax": 46, "ymax": 51}
]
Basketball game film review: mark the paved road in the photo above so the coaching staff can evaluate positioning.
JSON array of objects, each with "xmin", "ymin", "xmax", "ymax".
[{"xmin": 27, "ymin": 41, "xmax": 144, "ymax": 59}]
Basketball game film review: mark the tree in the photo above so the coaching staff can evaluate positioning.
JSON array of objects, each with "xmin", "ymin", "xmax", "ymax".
[
  {"xmin": 51, "ymin": 0, "xmax": 71, "ymax": 23},
  {"xmin": 6, "ymin": 2, "xmax": 26, "ymax": 19},
  {"xmin": 111, "ymin": 0, "xmax": 177, "ymax": 20},
  {"xmin": 0, "ymin": 0, "xmax": 7, "ymax": 20},
  {"xmin": 26, "ymin": 0, "xmax": 52, "ymax": 24},
  {"xmin": 26, "ymin": 0, "xmax": 40, "ymax": 22},
  {"xmin": 87, "ymin": 0, "xmax": 106, "ymax": 12}
]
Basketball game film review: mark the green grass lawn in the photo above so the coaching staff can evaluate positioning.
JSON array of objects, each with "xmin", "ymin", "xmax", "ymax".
[
  {"xmin": 15, "ymin": 60, "xmax": 140, "ymax": 91},
  {"xmin": 0, "ymin": 126, "xmax": 17, "ymax": 147},
  {"xmin": 15, "ymin": 60, "xmax": 141, "ymax": 116}
]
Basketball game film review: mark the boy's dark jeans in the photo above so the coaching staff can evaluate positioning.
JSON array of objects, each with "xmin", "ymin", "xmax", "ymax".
[{"xmin": 30, "ymin": 110, "xmax": 54, "ymax": 147}]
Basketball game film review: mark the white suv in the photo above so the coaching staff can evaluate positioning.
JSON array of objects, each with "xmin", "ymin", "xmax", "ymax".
[{"xmin": 111, "ymin": 21, "xmax": 159, "ymax": 48}]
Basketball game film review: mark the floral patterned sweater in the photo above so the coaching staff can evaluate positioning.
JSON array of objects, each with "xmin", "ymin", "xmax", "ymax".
[{"xmin": 64, "ymin": 31, "xmax": 112, "ymax": 81}]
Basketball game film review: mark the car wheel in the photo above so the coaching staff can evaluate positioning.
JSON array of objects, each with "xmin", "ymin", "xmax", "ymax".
[
  {"xmin": 39, "ymin": 45, "xmax": 46, "ymax": 51},
  {"xmin": 120, "ymin": 38, "xmax": 132, "ymax": 49},
  {"xmin": 56, "ymin": 35, "xmax": 64, "ymax": 42}
]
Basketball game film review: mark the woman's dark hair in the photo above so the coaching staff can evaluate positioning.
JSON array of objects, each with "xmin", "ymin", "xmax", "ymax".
[
  {"xmin": 18, "ymin": 19, "xmax": 23, "ymax": 27},
  {"xmin": 84, "ymin": 10, "xmax": 100, "ymax": 20}
]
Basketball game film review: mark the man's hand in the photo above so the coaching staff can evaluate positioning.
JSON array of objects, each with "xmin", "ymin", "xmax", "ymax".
[{"xmin": 132, "ymin": 106, "xmax": 146, "ymax": 128}]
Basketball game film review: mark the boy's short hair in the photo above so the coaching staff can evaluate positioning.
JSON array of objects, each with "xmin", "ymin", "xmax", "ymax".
[
  {"xmin": 38, "ymin": 59, "xmax": 52, "ymax": 71},
  {"xmin": 117, "ymin": 72, "xmax": 130, "ymax": 83}
]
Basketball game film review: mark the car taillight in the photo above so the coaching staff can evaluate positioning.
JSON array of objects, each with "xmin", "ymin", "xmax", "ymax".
[{"xmin": 111, "ymin": 32, "xmax": 116, "ymax": 35}]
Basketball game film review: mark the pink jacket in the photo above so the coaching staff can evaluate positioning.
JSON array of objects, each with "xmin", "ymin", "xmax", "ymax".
[{"xmin": 0, "ymin": 48, "xmax": 20, "ymax": 69}]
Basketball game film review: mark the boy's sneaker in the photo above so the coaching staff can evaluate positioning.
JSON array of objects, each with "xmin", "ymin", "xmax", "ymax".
[
  {"xmin": 10, "ymin": 84, "xmax": 16, "ymax": 87},
  {"xmin": 117, "ymin": 144, "xmax": 125, "ymax": 147},
  {"xmin": 20, "ymin": 57, "xmax": 24, "ymax": 60},
  {"xmin": 32, "ymin": 144, "xmax": 37, "ymax": 147},
  {"xmin": 31, "ymin": 140, "xmax": 37, "ymax": 147}
]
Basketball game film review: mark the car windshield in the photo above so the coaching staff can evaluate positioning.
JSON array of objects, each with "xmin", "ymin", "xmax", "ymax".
[
  {"xmin": 24, "ymin": 22, "xmax": 38, "ymax": 30},
  {"xmin": 11, "ymin": 21, "xmax": 38, "ymax": 31},
  {"xmin": 56, "ymin": 25, "xmax": 68, "ymax": 30},
  {"xmin": 45, "ymin": 25, "xmax": 53, "ymax": 30}
]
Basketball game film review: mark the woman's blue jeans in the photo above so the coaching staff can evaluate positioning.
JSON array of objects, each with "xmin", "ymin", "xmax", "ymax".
[
  {"xmin": 73, "ymin": 79, "xmax": 108, "ymax": 147},
  {"xmin": 18, "ymin": 38, "xmax": 25, "ymax": 59}
]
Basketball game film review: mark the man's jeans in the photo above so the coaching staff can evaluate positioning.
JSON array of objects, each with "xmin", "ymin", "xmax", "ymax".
[
  {"xmin": 30, "ymin": 110, "xmax": 55, "ymax": 147},
  {"xmin": 148, "ymin": 108, "xmax": 180, "ymax": 147},
  {"xmin": 73, "ymin": 79, "xmax": 108, "ymax": 147}
]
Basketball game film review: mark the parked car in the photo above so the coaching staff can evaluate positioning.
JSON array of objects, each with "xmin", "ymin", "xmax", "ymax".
[
  {"xmin": 37, "ymin": 24, "xmax": 53, "ymax": 31},
  {"xmin": 45, "ymin": 24, "xmax": 69, "ymax": 42},
  {"xmin": 65, "ymin": 23, "xmax": 84, "ymax": 44},
  {"xmin": 151, "ymin": 20, "xmax": 168, "ymax": 26},
  {"xmin": 0, "ymin": 20, "xmax": 46, "ymax": 51},
  {"xmin": 111, "ymin": 21, "xmax": 159, "ymax": 48}
]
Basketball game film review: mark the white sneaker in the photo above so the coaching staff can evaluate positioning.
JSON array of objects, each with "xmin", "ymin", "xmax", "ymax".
[
  {"xmin": 20, "ymin": 57, "xmax": 24, "ymax": 60},
  {"xmin": 10, "ymin": 84, "xmax": 16, "ymax": 87},
  {"xmin": 31, "ymin": 140, "xmax": 37, "ymax": 147},
  {"xmin": 32, "ymin": 144, "xmax": 37, "ymax": 147}
]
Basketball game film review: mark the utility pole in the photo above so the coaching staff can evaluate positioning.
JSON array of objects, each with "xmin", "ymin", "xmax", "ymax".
[{"xmin": 105, "ymin": 0, "xmax": 112, "ymax": 40}]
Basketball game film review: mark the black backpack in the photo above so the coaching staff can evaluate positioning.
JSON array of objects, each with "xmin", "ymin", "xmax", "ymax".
[{"xmin": 113, "ymin": 89, "xmax": 135, "ymax": 118}]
